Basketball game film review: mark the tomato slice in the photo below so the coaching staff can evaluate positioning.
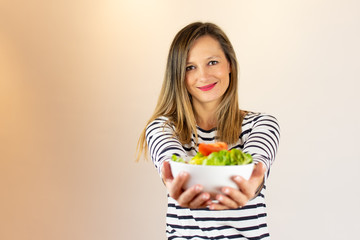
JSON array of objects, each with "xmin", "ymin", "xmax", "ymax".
[{"xmin": 198, "ymin": 142, "xmax": 228, "ymax": 156}]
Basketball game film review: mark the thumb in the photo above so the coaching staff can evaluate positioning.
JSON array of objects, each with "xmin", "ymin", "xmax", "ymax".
[
  {"xmin": 250, "ymin": 162, "xmax": 266, "ymax": 181},
  {"xmin": 161, "ymin": 161, "xmax": 174, "ymax": 184}
]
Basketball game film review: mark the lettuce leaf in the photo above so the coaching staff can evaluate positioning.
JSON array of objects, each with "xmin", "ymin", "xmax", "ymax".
[{"xmin": 171, "ymin": 149, "xmax": 252, "ymax": 166}]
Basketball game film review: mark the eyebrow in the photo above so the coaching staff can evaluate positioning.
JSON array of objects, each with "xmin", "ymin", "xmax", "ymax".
[
  {"xmin": 186, "ymin": 55, "xmax": 221, "ymax": 65},
  {"xmin": 207, "ymin": 55, "xmax": 221, "ymax": 60}
]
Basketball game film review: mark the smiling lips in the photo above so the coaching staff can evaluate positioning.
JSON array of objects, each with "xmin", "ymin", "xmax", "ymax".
[{"xmin": 198, "ymin": 82, "xmax": 217, "ymax": 91}]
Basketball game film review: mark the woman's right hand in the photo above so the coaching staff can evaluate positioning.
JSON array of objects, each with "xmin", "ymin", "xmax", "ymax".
[{"xmin": 162, "ymin": 161, "xmax": 211, "ymax": 208}]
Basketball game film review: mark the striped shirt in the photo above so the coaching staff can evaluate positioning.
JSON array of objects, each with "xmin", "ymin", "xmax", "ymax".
[{"xmin": 146, "ymin": 112, "xmax": 280, "ymax": 239}]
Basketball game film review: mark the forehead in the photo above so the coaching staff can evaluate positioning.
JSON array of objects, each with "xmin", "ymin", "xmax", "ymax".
[{"xmin": 187, "ymin": 35, "xmax": 225, "ymax": 60}]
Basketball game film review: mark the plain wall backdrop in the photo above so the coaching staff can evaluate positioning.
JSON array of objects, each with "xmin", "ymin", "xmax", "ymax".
[{"xmin": 1, "ymin": 0, "xmax": 359, "ymax": 239}]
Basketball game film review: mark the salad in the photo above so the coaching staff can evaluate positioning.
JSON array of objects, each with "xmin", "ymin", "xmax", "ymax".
[{"xmin": 171, "ymin": 142, "xmax": 252, "ymax": 166}]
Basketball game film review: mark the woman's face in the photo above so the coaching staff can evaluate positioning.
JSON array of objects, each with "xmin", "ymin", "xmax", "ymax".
[{"xmin": 185, "ymin": 35, "xmax": 230, "ymax": 108}]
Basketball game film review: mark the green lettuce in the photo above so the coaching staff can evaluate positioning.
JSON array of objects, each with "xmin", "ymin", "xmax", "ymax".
[{"xmin": 171, "ymin": 149, "xmax": 252, "ymax": 166}]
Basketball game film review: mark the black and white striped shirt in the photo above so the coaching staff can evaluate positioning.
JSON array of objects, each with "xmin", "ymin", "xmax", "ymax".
[{"xmin": 146, "ymin": 112, "xmax": 280, "ymax": 239}]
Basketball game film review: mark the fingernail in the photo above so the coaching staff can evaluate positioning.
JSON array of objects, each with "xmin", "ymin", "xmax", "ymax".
[
  {"xmin": 234, "ymin": 176, "xmax": 242, "ymax": 182},
  {"xmin": 202, "ymin": 193, "xmax": 209, "ymax": 200},
  {"xmin": 222, "ymin": 187, "xmax": 230, "ymax": 194},
  {"xmin": 195, "ymin": 185, "xmax": 203, "ymax": 192},
  {"xmin": 180, "ymin": 171, "xmax": 188, "ymax": 177},
  {"xmin": 256, "ymin": 162, "xmax": 266, "ymax": 170}
]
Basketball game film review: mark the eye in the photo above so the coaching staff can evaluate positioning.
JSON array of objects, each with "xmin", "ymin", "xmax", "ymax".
[
  {"xmin": 186, "ymin": 65, "xmax": 195, "ymax": 71},
  {"xmin": 208, "ymin": 60, "xmax": 219, "ymax": 66}
]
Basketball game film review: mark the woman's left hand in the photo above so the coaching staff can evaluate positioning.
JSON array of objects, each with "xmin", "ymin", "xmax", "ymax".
[{"xmin": 208, "ymin": 162, "xmax": 266, "ymax": 210}]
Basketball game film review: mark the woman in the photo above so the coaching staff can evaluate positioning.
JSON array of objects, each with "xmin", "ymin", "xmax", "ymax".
[{"xmin": 137, "ymin": 22, "xmax": 280, "ymax": 239}]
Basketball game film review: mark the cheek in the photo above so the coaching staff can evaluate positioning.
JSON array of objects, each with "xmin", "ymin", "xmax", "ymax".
[
  {"xmin": 184, "ymin": 78, "xmax": 191, "ymax": 94},
  {"xmin": 219, "ymin": 70, "xmax": 230, "ymax": 89},
  {"xmin": 214, "ymin": 64, "xmax": 230, "ymax": 79},
  {"xmin": 216, "ymin": 71, "xmax": 230, "ymax": 84},
  {"xmin": 185, "ymin": 75, "xmax": 194, "ymax": 90}
]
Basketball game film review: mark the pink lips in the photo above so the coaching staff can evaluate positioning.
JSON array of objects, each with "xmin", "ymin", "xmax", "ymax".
[{"xmin": 198, "ymin": 82, "xmax": 217, "ymax": 91}]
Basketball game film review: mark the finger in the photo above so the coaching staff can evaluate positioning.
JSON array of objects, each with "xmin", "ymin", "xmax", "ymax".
[
  {"xmin": 215, "ymin": 194, "xmax": 238, "ymax": 209},
  {"xmin": 168, "ymin": 171, "xmax": 189, "ymax": 199},
  {"xmin": 247, "ymin": 162, "xmax": 266, "ymax": 196},
  {"xmin": 232, "ymin": 175, "xmax": 250, "ymax": 193},
  {"xmin": 232, "ymin": 163, "xmax": 266, "ymax": 196},
  {"xmin": 208, "ymin": 202, "xmax": 229, "ymax": 210},
  {"xmin": 249, "ymin": 162, "xmax": 266, "ymax": 182},
  {"xmin": 188, "ymin": 192, "xmax": 211, "ymax": 209},
  {"xmin": 177, "ymin": 184, "xmax": 203, "ymax": 206},
  {"xmin": 161, "ymin": 161, "xmax": 173, "ymax": 183},
  {"xmin": 221, "ymin": 187, "xmax": 248, "ymax": 207}
]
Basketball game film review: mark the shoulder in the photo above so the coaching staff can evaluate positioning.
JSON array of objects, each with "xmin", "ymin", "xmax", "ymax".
[
  {"xmin": 243, "ymin": 111, "xmax": 279, "ymax": 126},
  {"xmin": 146, "ymin": 116, "xmax": 169, "ymax": 129},
  {"xmin": 145, "ymin": 116, "xmax": 174, "ymax": 138},
  {"xmin": 242, "ymin": 111, "xmax": 280, "ymax": 137}
]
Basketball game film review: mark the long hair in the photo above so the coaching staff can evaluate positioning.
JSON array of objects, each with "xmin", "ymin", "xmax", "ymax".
[{"xmin": 136, "ymin": 22, "xmax": 245, "ymax": 161}]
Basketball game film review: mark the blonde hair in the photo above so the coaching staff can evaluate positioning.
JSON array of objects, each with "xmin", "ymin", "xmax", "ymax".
[{"xmin": 136, "ymin": 22, "xmax": 246, "ymax": 161}]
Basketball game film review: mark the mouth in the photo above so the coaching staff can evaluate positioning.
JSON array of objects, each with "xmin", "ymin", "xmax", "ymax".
[{"xmin": 198, "ymin": 82, "xmax": 217, "ymax": 91}]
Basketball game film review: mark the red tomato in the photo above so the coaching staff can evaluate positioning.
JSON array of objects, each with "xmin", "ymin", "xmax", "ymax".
[{"xmin": 198, "ymin": 142, "xmax": 228, "ymax": 156}]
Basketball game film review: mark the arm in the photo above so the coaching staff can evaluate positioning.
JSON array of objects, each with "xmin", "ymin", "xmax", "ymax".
[
  {"xmin": 243, "ymin": 114, "xmax": 280, "ymax": 180},
  {"xmin": 209, "ymin": 114, "xmax": 280, "ymax": 210},
  {"xmin": 146, "ymin": 117, "xmax": 187, "ymax": 174},
  {"xmin": 146, "ymin": 117, "xmax": 211, "ymax": 208}
]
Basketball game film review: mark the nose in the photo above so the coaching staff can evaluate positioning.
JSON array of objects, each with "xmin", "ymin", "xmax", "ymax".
[{"xmin": 197, "ymin": 66, "xmax": 210, "ymax": 82}]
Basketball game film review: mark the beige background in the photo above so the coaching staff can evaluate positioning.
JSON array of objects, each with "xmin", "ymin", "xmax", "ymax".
[{"xmin": 1, "ymin": 0, "xmax": 359, "ymax": 239}]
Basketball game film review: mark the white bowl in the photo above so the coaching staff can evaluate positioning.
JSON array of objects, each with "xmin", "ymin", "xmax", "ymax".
[{"xmin": 169, "ymin": 160, "xmax": 254, "ymax": 194}]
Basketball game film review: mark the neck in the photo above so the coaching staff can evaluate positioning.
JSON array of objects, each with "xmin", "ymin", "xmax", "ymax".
[{"xmin": 192, "ymin": 101, "xmax": 219, "ymax": 130}]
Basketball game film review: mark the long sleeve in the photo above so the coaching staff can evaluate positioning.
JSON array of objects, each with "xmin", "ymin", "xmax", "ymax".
[
  {"xmin": 242, "ymin": 113, "xmax": 280, "ymax": 179},
  {"xmin": 147, "ymin": 113, "xmax": 280, "ymax": 239},
  {"xmin": 145, "ymin": 117, "xmax": 187, "ymax": 174}
]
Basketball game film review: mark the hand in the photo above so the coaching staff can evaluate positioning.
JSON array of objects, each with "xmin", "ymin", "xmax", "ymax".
[
  {"xmin": 208, "ymin": 162, "xmax": 266, "ymax": 210},
  {"xmin": 162, "ymin": 161, "xmax": 211, "ymax": 208}
]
